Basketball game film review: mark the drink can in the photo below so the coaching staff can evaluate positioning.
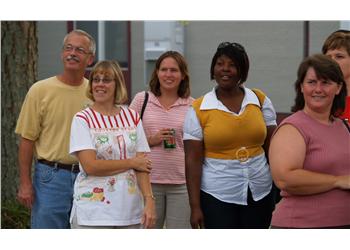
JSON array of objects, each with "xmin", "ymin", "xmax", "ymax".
[{"xmin": 163, "ymin": 129, "xmax": 176, "ymax": 149}]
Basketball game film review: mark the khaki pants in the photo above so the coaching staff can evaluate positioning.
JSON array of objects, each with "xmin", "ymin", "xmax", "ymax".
[{"xmin": 152, "ymin": 183, "xmax": 191, "ymax": 229}]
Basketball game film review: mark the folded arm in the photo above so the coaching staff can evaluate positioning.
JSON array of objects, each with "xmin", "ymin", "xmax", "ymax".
[{"xmin": 269, "ymin": 124, "xmax": 350, "ymax": 195}]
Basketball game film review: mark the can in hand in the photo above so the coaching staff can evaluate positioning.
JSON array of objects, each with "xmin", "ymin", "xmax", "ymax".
[{"xmin": 163, "ymin": 129, "xmax": 176, "ymax": 149}]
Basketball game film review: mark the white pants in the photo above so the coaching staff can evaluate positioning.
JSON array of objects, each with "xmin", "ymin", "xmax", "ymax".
[{"xmin": 152, "ymin": 183, "xmax": 191, "ymax": 229}]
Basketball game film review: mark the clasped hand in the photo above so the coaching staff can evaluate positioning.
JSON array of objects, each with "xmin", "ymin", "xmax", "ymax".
[{"xmin": 132, "ymin": 154, "xmax": 152, "ymax": 172}]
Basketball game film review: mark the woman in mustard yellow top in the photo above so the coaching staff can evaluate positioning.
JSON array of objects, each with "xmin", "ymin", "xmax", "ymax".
[{"xmin": 183, "ymin": 42, "xmax": 277, "ymax": 229}]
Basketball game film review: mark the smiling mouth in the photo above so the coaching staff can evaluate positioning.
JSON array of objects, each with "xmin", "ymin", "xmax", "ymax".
[
  {"xmin": 221, "ymin": 75, "xmax": 231, "ymax": 80},
  {"xmin": 311, "ymin": 96, "xmax": 325, "ymax": 100},
  {"xmin": 95, "ymin": 90, "xmax": 106, "ymax": 94},
  {"xmin": 163, "ymin": 80, "xmax": 175, "ymax": 84}
]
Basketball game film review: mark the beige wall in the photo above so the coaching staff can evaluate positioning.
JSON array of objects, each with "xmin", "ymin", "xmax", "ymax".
[
  {"xmin": 37, "ymin": 21, "xmax": 342, "ymax": 112},
  {"xmin": 184, "ymin": 21, "xmax": 339, "ymax": 112},
  {"xmin": 37, "ymin": 21, "xmax": 66, "ymax": 80},
  {"xmin": 130, "ymin": 21, "xmax": 146, "ymax": 97}
]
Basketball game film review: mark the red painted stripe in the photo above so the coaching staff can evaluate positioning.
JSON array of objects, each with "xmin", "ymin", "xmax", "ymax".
[
  {"xmin": 82, "ymin": 109, "xmax": 96, "ymax": 128},
  {"xmin": 121, "ymin": 107, "xmax": 130, "ymax": 127},
  {"xmin": 89, "ymin": 108, "xmax": 101, "ymax": 128},
  {"xmin": 113, "ymin": 115, "xmax": 119, "ymax": 127},
  {"xmin": 107, "ymin": 116, "xmax": 113, "ymax": 127},
  {"xmin": 100, "ymin": 113, "xmax": 107, "ymax": 128},
  {"xmin": 119, "ymin": 108, "xmax": 126, "ymax": 127},
  {"xmin": 76, "ymin": 114, "xmax": 90, "ymax": 128},
  {"xmin": 116, "ymin": 135, "xmax": 127, "ymax": 159},
  {"xmin": 127, "ymin": 108, "xmax": 137, "ymax": 126}
]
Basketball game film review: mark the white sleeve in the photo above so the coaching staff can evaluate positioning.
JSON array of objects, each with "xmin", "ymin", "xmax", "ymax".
[
  {"xmin": 69, "ymin": 116, "xmax": 95, "ymax": 156},
  {"xmin": 136, "ymin": 120, "xmax": 151, "ymax": 153},
  {"xmin": 262, "ymin": 96, "xmax": 277, "ymax": 126},
  {"xmin": 183, "ymin": 107, "xmax": 203, "ymax": 141}
]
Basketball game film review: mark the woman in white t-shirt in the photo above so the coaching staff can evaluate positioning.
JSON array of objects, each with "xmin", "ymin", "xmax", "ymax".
[{"xmin": 69, "ymin": 60, "xmax": 156, "ymax": 229}]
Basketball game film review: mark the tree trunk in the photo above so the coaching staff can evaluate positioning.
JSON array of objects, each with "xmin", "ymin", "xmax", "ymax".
[{"xmin": 1, "ymin": 21, "xmax": 37, "ymax": 201}]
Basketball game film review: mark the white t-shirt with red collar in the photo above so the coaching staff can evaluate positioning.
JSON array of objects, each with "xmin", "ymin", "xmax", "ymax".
[{"xmin": 69, "ymin": 106, "xmax": 150, "ymax": 226}]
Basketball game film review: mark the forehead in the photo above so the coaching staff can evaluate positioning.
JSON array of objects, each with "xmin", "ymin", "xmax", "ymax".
[
  {"xmin": 65, "ymin": 33, "xmax": 90, "ymax": 47},
  {"xmin": 326, "ymin": 47, "xmax": 349, "ymax": 55},
  {"xmin": 305, "ymin": 67, "xmax": 316, "ymax": 77},
  {"xmin": 304, "ymin": 66, "xmax": 332, "ymax": 81},
  {"xmin": 216, "ymin": 54, "xmax": 234, "ymax": 62},
  {"xmin": 159, "ymin": 57, "xmax": 179, "ymax": 67},
  {"xmin": 93, "ymin": 68, "xmax": 114, "ymax": 76}
]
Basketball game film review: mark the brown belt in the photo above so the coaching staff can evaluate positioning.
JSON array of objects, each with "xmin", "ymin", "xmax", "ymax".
[{"xmin": 38, "ymin": 159, "xmax": 80, "ymax": 173}]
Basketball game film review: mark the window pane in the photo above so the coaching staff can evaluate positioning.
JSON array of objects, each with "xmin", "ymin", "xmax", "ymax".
[
  {"xmin": 75, "ymin": 21, "xmax": 98, "ymax": 63},
  {"xmin": 75, "ymin": 21, "xmax": 129, "ymax": 68},
  {"xmin": 105, "ymin": 21, "xmax": 128, "ymax": 68}
]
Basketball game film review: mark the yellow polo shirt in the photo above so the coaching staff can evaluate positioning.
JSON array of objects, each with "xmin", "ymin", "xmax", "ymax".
[{"xmin": 15, "ymin": 76, "xmax": 91, "ymax": 164}]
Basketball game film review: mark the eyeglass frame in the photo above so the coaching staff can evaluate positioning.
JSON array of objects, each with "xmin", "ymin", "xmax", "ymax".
[
  {"xmin": 63, "ymin": 44, "xmax": 92, "ymax": 55},
  {"xmin": 91, "ymin": 77, "xmax": 115, "ymax": 84}
]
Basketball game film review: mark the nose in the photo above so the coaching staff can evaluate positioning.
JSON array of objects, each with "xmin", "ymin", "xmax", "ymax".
[
  {"xmin": 165, "ymin": 69, "xmax": 172, "ymax": 76},
  {"xmin": 222, "ymin": 63, "xmax": 230, "ymax": 71},
  {"xmin": 314, "ymin": 81, "xmax": 323, "ymax": 92}
]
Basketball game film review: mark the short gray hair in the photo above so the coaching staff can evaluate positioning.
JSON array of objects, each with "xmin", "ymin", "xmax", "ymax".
[{"xmin": 63, "ymin": 29, "xmax": 96, "ymax": 55}]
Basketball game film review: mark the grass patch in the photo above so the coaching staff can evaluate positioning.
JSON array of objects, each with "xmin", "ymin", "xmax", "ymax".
[{"xmin": 1, "ymin": 199, "xmax": 30, "ymax": 229}]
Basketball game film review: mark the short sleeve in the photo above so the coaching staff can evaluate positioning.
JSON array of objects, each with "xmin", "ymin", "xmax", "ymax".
[
  {"xmin": 183, "ymin": 107, "xmax": 203, "ymax": 141},
  {"xmin": 129, "ymin": 91, "xmax": 144, "ymax": 114},
  {"xmin": 262, "ymin": 96, "xmax": 277, "ymax": 126},
  {"xmin": 136, "ymin": 120, "xmax": 151, "ymax": 153},
  {"xmin": 69, "ymin": 115, "xmax": 95, "ymax": 155},
  {"xmin": 15, "ymin": 85, "xmax": 42, "ymax": 140}
]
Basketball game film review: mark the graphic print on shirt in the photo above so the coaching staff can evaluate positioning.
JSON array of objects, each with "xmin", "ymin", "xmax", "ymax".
[
  {"xmin": 80, "ymin": 187, "xmax": 110, "ymax": 204},
  {"xmin": 107, "ymin": 177, "xmax": 116, "ymax": 192},
  {"xmin": 96, "ymin": 134, "xmax": 109, "ymax": 145},
  {"xmin": 128, "ymin": 131, "xmax": 137, "ymax": 153},
  {"xmin": 73, "ymin": 107, "xmax": 144, "ymax": 213},
  {"xmin": 126, "ymin": 172, "xmax": 137, "ymax": 194},
  {"xmin": 116, "ymin": 135, "xmax": 127, "ymax": 160}
]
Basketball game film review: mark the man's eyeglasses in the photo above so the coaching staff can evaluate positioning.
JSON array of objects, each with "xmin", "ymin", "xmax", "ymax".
[
  {"xmin": 217, "ymin": 42, "xmax": 245, "ymax": 52},
  {"xmin": 92, "ymin": 77, "xmax": 114, "ymax": 84},
  {"xmin": 63, "ymin": 44, "xmax": 91, "ymax": 55}
]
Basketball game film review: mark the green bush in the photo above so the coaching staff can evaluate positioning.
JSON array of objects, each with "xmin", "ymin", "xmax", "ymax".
[{"xmin": 1, "ymin": 199, "xmax": 30, "ymax": 229}]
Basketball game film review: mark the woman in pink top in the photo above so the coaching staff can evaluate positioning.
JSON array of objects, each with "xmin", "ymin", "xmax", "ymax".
[
  {"xmin": 130, "ymin": 51, "xmax": 193, "ymax": 228},
  {"xmin": 269, "ymin": 54, "xmax": 350, "ymax": 228},
  {"xmin": 322, "ymin": 29, "xmax": 350, "ymax": 122}
]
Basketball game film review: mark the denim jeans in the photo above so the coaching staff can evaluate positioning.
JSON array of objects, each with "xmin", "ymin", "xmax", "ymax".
[{"xmin": 31, "ymin": 161, "xmax": 78, "ymax": 229}]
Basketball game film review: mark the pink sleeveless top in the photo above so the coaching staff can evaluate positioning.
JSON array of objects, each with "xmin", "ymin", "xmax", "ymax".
[{"xmin": 271, "ymin": 111, "xmax": 350, "ymax": 228}]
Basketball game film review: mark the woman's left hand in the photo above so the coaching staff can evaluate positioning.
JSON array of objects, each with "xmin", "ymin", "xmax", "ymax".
[{"xmin": 141, "ymin": 197, "xmax": 156, "ymax": 228}]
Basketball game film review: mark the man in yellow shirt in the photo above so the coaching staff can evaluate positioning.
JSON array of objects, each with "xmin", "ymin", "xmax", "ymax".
[{"xmin": 15, "ymin": 29, "xmax": 95, "ymax": 228}]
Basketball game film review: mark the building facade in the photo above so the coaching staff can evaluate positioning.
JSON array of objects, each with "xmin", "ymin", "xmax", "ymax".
[{"xmin": 37, "ymin": 21, "xmax": 345, "ymax": 112}]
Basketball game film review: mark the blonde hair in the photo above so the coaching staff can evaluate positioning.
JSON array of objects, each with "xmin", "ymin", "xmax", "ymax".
[{"xmin": 86, "ymin": 60, "xmax": 128, "ymax": 104}]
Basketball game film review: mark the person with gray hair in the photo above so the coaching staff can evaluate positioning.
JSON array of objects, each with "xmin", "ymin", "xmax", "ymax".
[{"xmin": 15, "ymin": 29, "xmax": 96, "ymax": 228}]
